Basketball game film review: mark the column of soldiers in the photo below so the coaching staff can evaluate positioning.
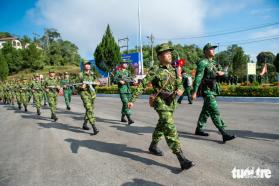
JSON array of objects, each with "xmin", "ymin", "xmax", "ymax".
[{"xmin": 0, "ymin": 42, "xmax": 236, "ymax": 171}]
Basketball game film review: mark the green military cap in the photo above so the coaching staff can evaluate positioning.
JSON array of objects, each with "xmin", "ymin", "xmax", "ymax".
[
  {"xmin": 49, "ymin": 69, "xmax": 55, "ymax": 73},
  {"xmin": 35, "ymin": 73, "xmax": 40, "ymax": 77},
  {"xmin": 203, "ymin": 43, "xmax": 217, "ymax": 52},
  {"xmin": 156, "ymin": 43, "xmax": 174, "ymax": 55}
]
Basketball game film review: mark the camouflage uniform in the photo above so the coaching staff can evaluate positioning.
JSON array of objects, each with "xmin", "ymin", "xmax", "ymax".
[
  {"xmin": 44, "ymin": 76, "xmax": 60, "ymax": 120},
  {"xmin": 130, "ymin": 64, "xmax": 183, "ymax": 153},
  {"xmin": 178, "ymin": 73, "xmax": 192, "ymax": 104},
  {"xmin": 113, "ymin": 67, "xmax": 134, "ymax": 124},
  {"xmin": 78, "ymin": 70, "xmax": 99, "ymax": 134},
  {"xmin": 60, "ymin": 75, "xmax": 72, "ymax": 110},
  {"xmin": 193, "ymin": 43, "xmax": 235, "ymax": 142},
  {"xmin": 19, "ymin": 80, "xmax": 30, "ymax": 111},
  {"xmin": 30, "ymin": 77, "xmax": 44, "ymax": 115}
]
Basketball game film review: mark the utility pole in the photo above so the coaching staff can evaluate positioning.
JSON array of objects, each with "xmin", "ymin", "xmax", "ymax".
[
  {"xmin": 118, "ymin": 37, "xmax": 129, "ymax": 54},
  {"xmin": 138, "ymin": 0, "xmax": 144, "ymax": 75},
  {"xmin": 147, "ymin": 34, "xmax": 154, "ymax": 67}
]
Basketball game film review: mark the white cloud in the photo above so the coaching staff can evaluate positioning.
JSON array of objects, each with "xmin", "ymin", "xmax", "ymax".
[
  {"xmin": 251, "ymin": 27, "xmax": 279, "ymax": 38},
  {"xmin": 27, "ymin": 0, "xmax": 206, "ymax": 58}
]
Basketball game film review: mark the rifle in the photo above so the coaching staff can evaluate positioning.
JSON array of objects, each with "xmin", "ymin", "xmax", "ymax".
[
  {"xmin": 121, "ymin": 76, "xmax": 135, "ymax": 85},
  {"xmin": 82, "ymin": 81, "xmax": 99, "ymax": 92},
  {"xmin": 159, "ymin": 91, "xmax": 177, "ymax": 106},
  {"xmin": 46, "ymin": 86, "xmax": 60, "ymax": 92}
]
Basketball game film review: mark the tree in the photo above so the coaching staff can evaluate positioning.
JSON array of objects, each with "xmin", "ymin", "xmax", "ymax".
[
  {"xmin": 22, "ymin": 43, "xmax": 44, "ymax": 70},
  {"xmin": 1, "ymin": 42, "xmax": 23, "ymax": 73},
  {"xmin": 232, "ymin": 46, "xmax": 249, "ymax": 79},
  {"xmin": 0, "ymin": 52, "xmax": 9, "ymax": 80},
  {"xmin": 94, "ymin": 25, "xmax": 121, "ymax": 73},
  {"xmin": 20, "ymin": 35, "xmax": 32, "ymax": 49},
  {"xmin": 274, "ymin": 53, "xmax": 279, "ymax": 73},
  {"xmin": 257, "ymin": 52, "xmax": 276, "ymax": 82}
]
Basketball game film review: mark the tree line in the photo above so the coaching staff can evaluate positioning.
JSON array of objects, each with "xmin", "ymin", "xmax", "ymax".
[{"xmin": 0, "ymin": 29, "xmax": 81, "ymax": 81}]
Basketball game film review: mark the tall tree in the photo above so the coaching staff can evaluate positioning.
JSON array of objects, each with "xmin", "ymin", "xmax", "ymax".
[
  {"xmin": 257, "ymin": 52, "xmax": 276, "ymax": 82},
  {"xmin": 274, "ymin": 53, "xmax": 279, "ymax": 73},
  {"xmin": 22, "ymin": 43, "xmax": 44, "ymax": 70},
  {"xmin": 94, "ymin": 25, "xmax": 121, "ymax": 73},
  {"xmin": 20, "ymin": 35, "xmax": 32, "ymax": 49},
  {"xmin": 0, "ymin": 52, "xmax": 9, "ymax": 80}
]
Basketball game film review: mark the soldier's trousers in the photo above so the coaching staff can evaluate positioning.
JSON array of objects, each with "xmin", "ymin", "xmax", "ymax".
[
  {"xmin": 47, "ymin": 91, "xmax": 57, "ymax": 115},
  {"xmin": 15, "ymin": 93, "xmax": 21, "ymax": 107},
  {"xmin": 197, "ymin": 94, "xmax": 226, "ymax": 131},
  {"xmin": 63, "ymin": 89, "xmax": 72, "ymax": 108},
  {"xmin": 20, "ymin": 92, "xmax": 29, "ymax": 108},
  {"xmin": 80, "ymin": 91, "xmax": 96, "ymax": 125},
  {"xmin": 33, "ymin": 91, "xmax": 43, "ymax": 109},
  {"xmin": 43, "ymin": 92, "xmax": 48, "ymax": 105},
  {"xmin": 120, "ymin": 93, "xmax": 132, "ymax": 116},
  {"xmin": 152, "ymin": 110, "xmax": 181, "ymax": 154},
  {"xmin": 178, "ymin": 86, "xmax": 191, "ymax": 103}
]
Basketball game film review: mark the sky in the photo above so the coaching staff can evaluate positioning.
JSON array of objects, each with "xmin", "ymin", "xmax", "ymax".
[{"xmin": 0, "ymin": 0, "xmax": 279, "ymax": 61}]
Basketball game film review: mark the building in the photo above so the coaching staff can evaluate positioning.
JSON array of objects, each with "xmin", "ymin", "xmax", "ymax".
[{"xmin": 0, "ymin": 37, "xmax": 22, "ymax": 49}]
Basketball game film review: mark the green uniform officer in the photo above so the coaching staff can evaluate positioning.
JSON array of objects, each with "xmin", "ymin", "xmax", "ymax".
[
  {"xmin": 113, "ymin": 62, "xmax": 135, "ymax": 125},
  {"xmin": 60, "ymin": 72, "xmax": 72, "ymax": 110},
  {"xmin": 128, "ymin": 43, "xmax": 194, "ymax": 171},
  {"xmin": 44, "ymin": 70, "xmax": 60, "ymax": 121},
  {"xmin": 192, "ymin": 43, "xmax": 235, "ymax": 143},
  {"xmin": 79, "ymin": 61, "xmax": 100, "ymax": 135},
  {"xmin": 30, "ymin": 73, "xmax": 44, "ymax": 115}
]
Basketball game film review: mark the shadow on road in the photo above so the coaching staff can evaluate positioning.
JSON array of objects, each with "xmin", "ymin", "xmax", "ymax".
[
  {"xmin": 227, "ymin": 129, "xmax": 279, "ymax": 141},
  {"xmin": 71, "ymin": 116, "xmax": 123, "ymax": 125},
  {"xmin": 64, "ymin": 138, "xmax": 182, "ymax": 174},
  {"xmin": 178, "ymin": 131, "xmax": 223, "ymax": 144},
  {"xmin": 122, "ymin": 178, "xmax": 165, "ymax": 186},
  {"xmin": 37, "ymin": 122, "xmax": 90, "ymax": 135},
  {"xmin": 110, "ymin": 125, "xmax": 154, "ymax": 135}
]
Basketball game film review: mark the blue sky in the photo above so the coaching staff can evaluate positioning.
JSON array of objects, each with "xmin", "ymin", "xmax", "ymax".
[{"xmin": 0, "ymin": 0, "xmax": 278, "ymax": 61}]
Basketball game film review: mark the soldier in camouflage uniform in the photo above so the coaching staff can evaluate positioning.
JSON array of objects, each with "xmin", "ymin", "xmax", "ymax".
[
  {"xmin": 113, "ymin": 62, "xmax": 135, "ymax": 125},
  {"xmin": 19, "ymin": 78, "xmax": 30, "ymax": 112},
  {"xmin": 44, "ymin": 70, "xmax": 60, "ymax": 121},
  {"xmin": 192, "ymin": 43, "xmax": 235, "ymax": 143},
  {"xmin": 60, "ymin": 72, "xmax": 72, "ymax": 110},
  {"xmin": 177, "ymin": 69, "xmax": 193, "ymax": 104},
  {"xmin": 30, "ymin": 73, "xmax": 44, "ymax": 115},
  {"xmin": 14, "ymin": 79, "xmax": 22, "ymax": 109},
  {"xmin": 79, "ymin": 61, "xmax": 100, "ymax": 135},
  {"xmin": 128, "ymin": 43, "xmax": 194, "ymax": 171}
]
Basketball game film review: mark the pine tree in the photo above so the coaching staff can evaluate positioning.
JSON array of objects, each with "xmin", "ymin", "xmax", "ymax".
[{"xmin": 94, "ymin": 25, "xmax": 121, "ymax": 73}]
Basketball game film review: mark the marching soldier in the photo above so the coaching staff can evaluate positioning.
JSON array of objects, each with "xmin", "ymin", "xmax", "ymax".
[
  {"xmin": 128, "ymin": 43, "xmax": 194, "ymax": 171},
  {"xmin": 30, "ymin": 73, "xmax": 44, "ymax": 115},
  {"xmin": 19, "ymin": 77, "xmax": 30, "ymax": 112},
  {"xmin": 192, "ymin": 43, "xmax": 236, "ymax": 143},
  {"xmin": 79, "ymin": 61, "xmax": 100, "ymax": 135},
  {"xmin": 44, "ymin": 69, "xmax": 60, "ymax": 121},
  {"xmin": 60, "ymin": 72, "xmax": 72, "ymax": 110},
  {"xmin": 177, "ymin": 69, "xmax": 193, "ymax": 104},
  {"xmin": 113, "ymin": 62, "xmax": 135, "ymax": 125}
]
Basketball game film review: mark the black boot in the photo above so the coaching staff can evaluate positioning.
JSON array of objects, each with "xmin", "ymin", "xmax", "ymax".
[
  {"xmin": 92, "ymin": 125, "xmax": 99, "ymax": 135},
  {"xmin": 82, "ymin": 121, "xmax": 90, "ymax": 130},
  {"xmin": 18, "ymin": 105, "xmax": 22, "ymax": 110},
  {"xmin": 24, "ymin": 107, "xmax": 28, "ymax": 112},
  {"xmin": 219, "ymin": 128, "xmax": 236, "ymax": 143},
  {"xmin": 66, "ymin": 106, "xmax": 71, "ymax": 110},
  {"xmin": 195, "ymin": 127, "xmax": 209, "ymax": 136},
  {"xmin": 37, "ymin": 108, "xmax": 41, "ymax": 115},
  {"xmin": 127, "ymin": 115, "xmax": 134, "ymax": 125},
  {"xmin": 121, "ymin": 115, "xmax": 127, "ymax": 122},
  {"xmin": 53, "ymin": 114, "xmax": 58, "ymax": 121},
  {"xmin": 175, "ymin": 151, "xmax": 195, "ymax": 170},
  {"xmin": 149, "ymin": 141, "xmax": 163, "ymax": 156}
]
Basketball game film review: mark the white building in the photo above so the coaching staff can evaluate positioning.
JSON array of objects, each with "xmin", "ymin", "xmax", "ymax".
[{"xmin": 0, "ymin": 37, "xmax": 22, "ymax": 49}]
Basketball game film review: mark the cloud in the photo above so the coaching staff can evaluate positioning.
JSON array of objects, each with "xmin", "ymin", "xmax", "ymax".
[
  {"xmin": 27, "ymin": 0, "xmax": 207, "ymax": 58},
  {"xmin": 251, "ymin": 27, "xmax": 279, "ymax": 38}
]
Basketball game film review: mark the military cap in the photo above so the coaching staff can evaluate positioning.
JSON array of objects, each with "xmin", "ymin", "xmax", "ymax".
[
  {"xmin": 35, "ymin": 73, "xmax": 40, "ymax": 77},
  {"xmin": 156, "ymin": 43, "xmax": 174, "ymax": 55},
  {"xmin": 49, "ymin": 69, "xmax": 55, "ymax": 73},
  {"xmin": 64, "ymin": 72, "xmax": 69, "ymax": 75},
  {"xmin": 203, "ymin": 43, "xmax": 217, "ymax": 52}
]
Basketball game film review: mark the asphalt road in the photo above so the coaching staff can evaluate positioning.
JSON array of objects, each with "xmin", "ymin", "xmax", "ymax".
[{"xmin": 0, "ymin": 96, "xmax": 278, "ymax": 186}]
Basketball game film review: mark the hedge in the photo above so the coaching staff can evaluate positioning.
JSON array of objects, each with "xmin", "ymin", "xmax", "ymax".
[{"xmin": 95, "ymin": 85, "xmax": 279, "ymax": 97}]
